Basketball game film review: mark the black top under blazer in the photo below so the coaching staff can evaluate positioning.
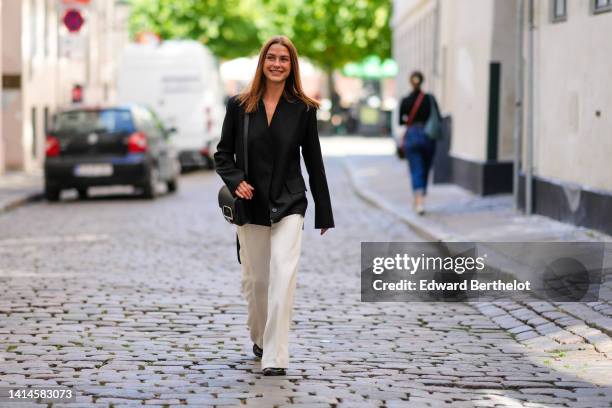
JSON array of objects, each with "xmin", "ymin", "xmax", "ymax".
[
  {"xmin": 214, "ymin": 94, "xmax": 335, "ymax": 229},
  {"xmin": 398, "ymin": 90, "xmax": 441, "ymax": 125}
]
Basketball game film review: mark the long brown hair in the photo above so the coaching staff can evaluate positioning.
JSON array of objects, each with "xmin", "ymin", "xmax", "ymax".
[{"xmin": 238, "ymin": 36, "xmax": 320, "ymax": 113}]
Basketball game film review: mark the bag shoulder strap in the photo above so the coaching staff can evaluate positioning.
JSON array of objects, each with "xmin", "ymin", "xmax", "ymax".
[
  {"xmin": 406, "ymin": 91, "xmax": 425, "ymax": 126},
  {"xmin": 243, "ymin": 112, "xmax": 249, "ymax": 179}
]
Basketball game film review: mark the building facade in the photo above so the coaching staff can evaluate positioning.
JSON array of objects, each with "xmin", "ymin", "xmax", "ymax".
[
  {"xmin": 0, "ymin": 0, "xmax": 4, "ymax": 173},
  {"xmin": 518, "ymin": 0, "xmax": 612, "ymax": 234},
  {"xmin": 1, "ymin": 0, "xmax": 130, "ymax": 174},
  {"xmin": 392, "ymin": 0, "xmax": 612, "ymax": 235},
  {"xmin": 393, "ymin": 0, "xmax": 518, "ymax": 195}
]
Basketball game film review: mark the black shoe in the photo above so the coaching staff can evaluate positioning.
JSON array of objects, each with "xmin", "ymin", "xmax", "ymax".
[
  {"xmin": 262, "ymin": 367, "xmax": 286, "ymax": 376},
  {"xmin": 252, "ymin": 343, "xmax": 263, "ymax": 358}
]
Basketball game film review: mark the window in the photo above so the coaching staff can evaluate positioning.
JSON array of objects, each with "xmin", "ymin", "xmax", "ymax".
[
  {"xmin": 593, "ymin": 0, "xmax": 612, "ymax": 13},
  {"xmin": 53, "ymin": 109, "xmax": 135, "ymax": 134},
  {"xmin": 31, "ymin": 107, "xmax": 38, "ymax": 158},
  {"xmin": 43, "ymin": 107, "xmax": 50, "ymax": 134},
  {"xmin": 29, "ymin": 0, "xmax": 38, "ymax": 79},
  {"xmin": 43, "ymin": 0, "xmax": 49, "ymax": 57},
  {"xmin": 551, "ymin": 0, "xmax": 567, "ymax": 22},
  {"xmin": 30, "ymin": 0, "xmax": 38, "ymax": 58}
]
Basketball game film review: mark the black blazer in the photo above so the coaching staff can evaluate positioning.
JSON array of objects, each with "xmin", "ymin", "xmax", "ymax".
[
  {"xmin": 214, "ymin": 95, "xmax": 334, "ymax": 229},
  {"xmin": 398, "ymin": 90, "xmax": 440, "ymax": 125}
]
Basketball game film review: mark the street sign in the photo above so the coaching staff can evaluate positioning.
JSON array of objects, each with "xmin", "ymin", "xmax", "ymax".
[
  {"xmin": 61, "ymin": 0, "xmax": 91, "ymax": 4},
  {"xmin": 63, "ymin": 8, "xmax": 85, "ymax": 33},
  {"xmin": 72, "ymin": 84, "xmax": 83, "ymax": 103}
]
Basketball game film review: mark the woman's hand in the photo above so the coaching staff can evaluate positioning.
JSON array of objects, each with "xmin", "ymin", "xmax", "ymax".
[
  {"xmin": 235, "ymin": 181, "xmax": 254, "ymax": 199},
  {"xmin": 320, "ymin": 228, "xmax": 329, "ymax": 235}
]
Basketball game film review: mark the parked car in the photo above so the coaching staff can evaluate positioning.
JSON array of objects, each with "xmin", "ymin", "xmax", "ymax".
[
  {"xmin": 44, "ymin": 105, "xmax": 180, "ymax": 201},
  {"xmin": 200, "ymin": 136, "xmax": 220, "ymax": 169}
]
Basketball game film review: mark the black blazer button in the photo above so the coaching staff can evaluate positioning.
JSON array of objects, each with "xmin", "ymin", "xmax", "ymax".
[{"xmin": 271, "ymin": 208, "xmax": 278, "ymax": 212}]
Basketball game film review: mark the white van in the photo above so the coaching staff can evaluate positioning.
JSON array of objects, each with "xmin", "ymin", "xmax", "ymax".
[{"xmin": 117, "ymin": 40, "xmax": 226, "ymax": 170}]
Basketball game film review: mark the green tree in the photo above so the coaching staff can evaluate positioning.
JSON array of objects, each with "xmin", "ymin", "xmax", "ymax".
[
  {"xmin": 129, "ymin": 0, "xmax": 264, "ymax": 59},
  {"xmin": 289, "ymin": 0, "xmax": 391, "ymax": 107},
  {"xmin": 290, "ymin": 0, "xmax": 390, "ymax": 71},
  {"xmin": 129, "ymin": 0, "xmax": 392, "ymax": 93}
]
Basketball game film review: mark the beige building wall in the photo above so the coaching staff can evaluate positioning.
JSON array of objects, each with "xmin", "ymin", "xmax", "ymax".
[
  {"xmin": 393, "ymin": 0, "xmax": 518, "ymax": 163},
  {"xmin": 1, "ymin": 0, "xmax": 129, "ymax": 173},
  {"xmin": 0, "ymin": 0, "xmax": 3, "ymax": 173},
  {"xmin": 391, "ymin": 0, "xmax": 438, "ymax": 140},
  {"xmin": 530, "ymin": 0, "xmax": 612, "ymax": 191},
  {"xmin": 490, "ymin": 0, "xmax": 518, "ymax": 162},
  {"xmin": 439, "ymin": 0, "xmax": 517, "ymax": 162},
  {"xmin": 2, "ymin": 0, "xmax": 25, "ymax": 171},
  {"xmin": 438, "ymin": 0, "xmax": 493, "ymax": 162}
]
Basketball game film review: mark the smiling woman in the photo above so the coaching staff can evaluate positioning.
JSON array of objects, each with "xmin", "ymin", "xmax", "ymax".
[
  {"xmin": 214, "ymin": 35, "xmax": 334, "ymax": 377},
  {"xmin": 262, "ymin": 44, "xmax": 291, "ymax": 125}
]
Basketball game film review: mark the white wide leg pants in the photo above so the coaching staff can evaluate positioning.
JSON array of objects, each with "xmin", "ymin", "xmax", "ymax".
[{"xmin": 236, "ymin": 214, "xmax": 304, "ymax": 369}]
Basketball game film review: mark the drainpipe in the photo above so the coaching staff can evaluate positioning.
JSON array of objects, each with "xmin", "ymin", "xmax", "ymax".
[
  {"xmin": 526, "ymin": 0, "xmax": 535, "ymax": 215},
  {"xmin": 513, "ymin": 0, "xmax": 524, "ymax": 211},
  {"xmin": 433, "ymin": 0, "xmax": 441, "ymax": 86}
]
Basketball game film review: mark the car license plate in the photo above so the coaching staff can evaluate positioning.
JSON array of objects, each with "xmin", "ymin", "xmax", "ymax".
[{"xmin": 74, "ymin": 164, "xmax": 113, "ymax": 177}]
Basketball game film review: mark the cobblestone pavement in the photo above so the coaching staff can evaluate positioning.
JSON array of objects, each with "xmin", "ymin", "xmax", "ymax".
[
  {"xmin": 1, "ymin": 154, "xmax": 611, "ymax": 407},
  {"xmin": 341, "ymin": 146, "xmax": 612, "ymax": 371}
]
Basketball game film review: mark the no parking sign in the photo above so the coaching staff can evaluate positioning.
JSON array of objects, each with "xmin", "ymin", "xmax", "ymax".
[{"xmin": 62, "ymin": 8, "xmax": 85, "ymax": 33}]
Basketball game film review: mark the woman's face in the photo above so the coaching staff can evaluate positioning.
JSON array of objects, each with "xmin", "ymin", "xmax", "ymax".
[{"xmin": 263, "ymin": 43, "xmax": 291, "ymax": 84}]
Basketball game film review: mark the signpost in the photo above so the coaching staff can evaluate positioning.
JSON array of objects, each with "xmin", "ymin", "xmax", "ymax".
[{"xmin": 58, "ymin": 0, "xmax": 89, "ymax": 59}]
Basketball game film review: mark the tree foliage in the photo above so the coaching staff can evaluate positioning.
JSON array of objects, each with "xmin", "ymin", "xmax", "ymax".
[
  {"xmin": 129, "ymin": 0, "xmax": 263, "ymax": 59},
  {"xmin": 290, "ymin": 0, "xmax": 391, "ymax": 71},
  {"xmin": 129, "ymin": 0, "xmax": 391, "ymax": 69}
]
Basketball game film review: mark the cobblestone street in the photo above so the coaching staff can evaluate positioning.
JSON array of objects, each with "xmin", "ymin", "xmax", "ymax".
[{"xmin": 1, "ymin": 153, "xmax": 611, "ymax": 407}]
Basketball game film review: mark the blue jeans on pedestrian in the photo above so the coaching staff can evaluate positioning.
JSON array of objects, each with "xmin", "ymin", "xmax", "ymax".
[{"xmin": 404, "ymin": 124, "xmax": 436, "ymax": 195}]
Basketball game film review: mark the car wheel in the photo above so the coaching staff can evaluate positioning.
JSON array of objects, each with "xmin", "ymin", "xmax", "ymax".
[
  {"xmin": 45, "ymin": 187, "xmax": 60, "ymax": 202},
  {"xmin": 77, "ymin": 188, "xmax": 88, "ymax": 200},
  {"xmin": 167, "ymin": 178, "xmax": 178, "ymax": 193},
  {"xmin": 142, "ymin": 167, "xmax": 158, "ymax": 199}
]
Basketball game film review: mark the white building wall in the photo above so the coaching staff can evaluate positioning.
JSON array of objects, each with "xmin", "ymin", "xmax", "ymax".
[
  {"xmin": 1, "ymin": 0, "xmax": 129, "ymax": 172},
  {"xmin": 530, "ymin": 0, "xmax": 612, "ymax": 191},
  {"xmin": 2, "ymin": 0, "xmax": 25, "ymax": 171},
  {"xmin": 490, "ymin": 0, "xmax": 518, "ymax": 161},
  {"xmin": 439, "ymin": 0, "xmax": 495, "ymax": 162},
  {"xmin": 391, "ymin": 0, "xmax": 438, "ymax": 139},
  {"xmin": 0, "ymin": 0, "xmax": 3, "ymax": 173},
  {"xmin": 394, "ymin": 0, "xmax": 517, "ymax": 163}
]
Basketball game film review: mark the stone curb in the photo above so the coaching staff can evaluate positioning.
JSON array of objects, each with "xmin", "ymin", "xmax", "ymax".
[
  {"xmin": 0, "ymin": 190, "xmax": 44, "ymax": 214},
  {"xmin": 342, "ymin": 159, "xmax": 459, "ymax": 242}
]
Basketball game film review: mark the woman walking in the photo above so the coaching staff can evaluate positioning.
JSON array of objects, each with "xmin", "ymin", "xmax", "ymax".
[
  {"xmin": 214, "ymin": 36, "xmax": 334, "ymax": 376},
  {"xmin": 398, "ymin": 71, "xmax": 441, "ymax": 215}
]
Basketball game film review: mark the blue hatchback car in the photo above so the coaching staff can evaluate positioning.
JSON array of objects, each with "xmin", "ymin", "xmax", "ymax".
[{"xmin": 44, "ymin": 105, "xmax": 180, "ymax": 201}]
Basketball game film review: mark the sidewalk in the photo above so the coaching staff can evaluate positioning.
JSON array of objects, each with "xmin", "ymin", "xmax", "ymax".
[
  {"xmin": 343, "ymin": 155, "xmax": 612, "ymax": 243},
  {"xmin": 0, "ymin": 170, "xmax": 44, "ymax": 214},
  {"xmin": 343, "ymin": 152, "xmax": 612, "ymax": 366}
]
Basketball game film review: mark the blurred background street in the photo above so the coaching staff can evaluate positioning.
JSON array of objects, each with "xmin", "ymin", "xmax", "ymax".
[{"xmin": 1, "ymin": 0, "xmax": 612, "ymax": 406}]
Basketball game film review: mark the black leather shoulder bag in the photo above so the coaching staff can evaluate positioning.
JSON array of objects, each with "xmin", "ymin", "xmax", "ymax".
[{"xmin": 217, "ymin": 112, "xmax": 251, "ymax": 226}]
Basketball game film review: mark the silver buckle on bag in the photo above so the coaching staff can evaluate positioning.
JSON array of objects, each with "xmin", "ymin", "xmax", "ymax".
[{"xmin": 222, "ymin": 205, "xmax": 234, "ymax": 223}]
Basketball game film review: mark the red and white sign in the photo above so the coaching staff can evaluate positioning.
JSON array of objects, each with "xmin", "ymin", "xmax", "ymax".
[{"xmin": 63, "ymin": 8, "xmax": 85, "ymax": 33}]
